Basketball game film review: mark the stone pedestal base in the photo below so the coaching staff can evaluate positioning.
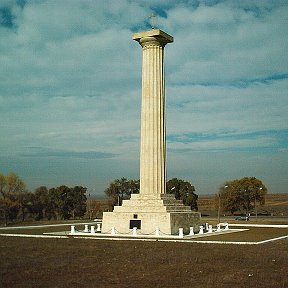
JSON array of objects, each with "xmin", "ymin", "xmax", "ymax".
[{"xmin": 102, "ymin": 194, "xmax": 201, "ymax": 235}]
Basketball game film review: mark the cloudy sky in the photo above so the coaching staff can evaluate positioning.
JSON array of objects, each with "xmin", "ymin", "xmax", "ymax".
[{"xmin": 1, "ymin": 0, "xmax": 287, "ymax": 196}]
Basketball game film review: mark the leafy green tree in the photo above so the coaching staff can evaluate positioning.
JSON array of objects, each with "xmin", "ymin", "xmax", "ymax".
[
  {"xmin": 69, "ymin": 186, "xmax": 87, "ymax": 219},
  {"xmin": 0, "ymin": 195, "xmax": 20, "ymax": 225},
  {"xmin": 58, "ymin": 185, "xmax": 72, "ymax": 220},
  {"xmin": 46, "ymin": 185, "xmax": 87, "ymax": 220},
  {"xmin": 47, "ymin": 186, "xmax": 70, "ymax": 220},
  {"xmin": 105, "ymin": 178, "xmax": 140, "ymax": 206},
  {"xmin": 0, "ymin": 172, "xmax": 26, "ymax": 197},
  {"xmin": 0, "ymin": 172, "xmax": 27, "ymax": 225},
  {"xmin": 17, "ymin": 191, "xmax": 34, "ymax": 221},
  {"xmin": 32, "ymin": 186, "xmax": 49, "ymax": 220},
  {"xmin": 217, "ymin": 177, "xmax": 267, "ymax": 215},
  {"xmin": 0, "ymin": 173, "xmax": 6, "ymax": 196},
  {"xmin": 46, "ymin": 187, "xmax": 60, "ymax": 220},
  {"xmin": 167, "ymin": 178, "xmax": 198, "ymax": 211},
  {"xmin": 105, "ymin": 177, "xmax": 198, "ymax": 210}
]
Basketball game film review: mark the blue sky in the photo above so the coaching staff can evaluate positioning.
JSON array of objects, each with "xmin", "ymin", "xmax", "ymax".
[{"xmin": 0, "ymin": 0, "xmax": 287, "ymax": 196}]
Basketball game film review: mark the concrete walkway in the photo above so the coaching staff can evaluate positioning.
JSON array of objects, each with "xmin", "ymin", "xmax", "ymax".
[
  {"xmin": 0, "ymin": 222, "xmax": 97, "ymax": 230},
  {"xmin": 228, "ymin": 223, "xmax": 288, "ymax": 228},
  {"xmin": 1, "ymin": 222, "xmax": 287, "ymax": 245}
]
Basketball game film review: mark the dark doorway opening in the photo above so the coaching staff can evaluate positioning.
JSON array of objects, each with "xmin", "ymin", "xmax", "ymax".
[{"xmin": 130, "ymin": 219, "xmax": 141, "ymax": 229}]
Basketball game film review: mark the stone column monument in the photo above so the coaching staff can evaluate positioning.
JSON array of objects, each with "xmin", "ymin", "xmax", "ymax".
[
  {"xmin": 135, "ymin": 29, "xmax": 172, "ymax": 198},
  {"xmin": 102, "ymin": 29, "xmax": 200, "ymax": 235}
]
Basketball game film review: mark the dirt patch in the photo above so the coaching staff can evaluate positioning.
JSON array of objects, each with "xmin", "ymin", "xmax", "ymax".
[
  {"xmin": 195, "ymin": 227, "xmax": 288, "ymax": 242},
  {"xmin": 0, "ymin": 236, "xmax": 287, "ymax": 288}
]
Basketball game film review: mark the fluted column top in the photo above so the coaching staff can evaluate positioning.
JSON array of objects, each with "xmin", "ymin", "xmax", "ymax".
[{"xmin": 133, "ymin": 29, "xmax": 173, "ymax": 48}]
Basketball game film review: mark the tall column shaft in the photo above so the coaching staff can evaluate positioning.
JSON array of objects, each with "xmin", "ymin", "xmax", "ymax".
[{"xmin": 133, "ymin": 30, "xmax": 173, "ymax": 198}]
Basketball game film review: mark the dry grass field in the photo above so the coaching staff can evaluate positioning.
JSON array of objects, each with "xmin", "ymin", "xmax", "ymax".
[
  {"xmin": 1, "ymin": 193, "xmax": 287, "ymax": 287},
  {"xmin": 198, "ymin": 193, "xmax": 288, "ymax": 217},
  {"xmin": 1, "ymin": 236, "xmax": 288, "ymax": 288}
]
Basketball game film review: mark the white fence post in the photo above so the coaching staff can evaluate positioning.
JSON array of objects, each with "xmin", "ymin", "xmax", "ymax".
[
  {"xmin": 155, "ymin": 228, "xmax": 160, "ymax": 236},
  {"xmin": 179, "ymin": 228, "xmax": 184, "ymax": 238},
  {"xmin": 70, "ymin": 225, "xmax": 75, "ymax": 235},
  {"xmin": 84, "ymin": 224, "xmax": 89, "ymax": 232},
  {"xmin": 208, "ymin": 225, "xmax": 213, "ymax": 233},
  {"xmin": 91, "ymin": 226, "xmax": 95, "ymax": 234},
  {"xmin": 199, "ymin": 226, "xmax": 204, "ymax": 234},
  {"xmin": 189, "ymin": 227, "xmax": 194, "ymax": 236}
]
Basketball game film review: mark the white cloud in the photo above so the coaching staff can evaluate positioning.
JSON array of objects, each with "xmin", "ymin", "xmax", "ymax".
[
  {"xmin": 0, "ymin": 0, "xmax": 287, "ymax": 194},
  {"xmin": 163, "ymin": 3, "xmax": 288, "ymax": 85},
  {"xmin": 166, "ymin": 79, "xmax": 288, "ymax": 137},
  {"xmin": 169, "ymin": 136, "xmax": 278, "ymax": 152}
]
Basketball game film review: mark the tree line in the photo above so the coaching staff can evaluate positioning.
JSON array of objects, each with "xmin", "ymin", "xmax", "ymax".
[
  {"xmin": 105, "ymin": 177, "xmax": 199, "ymax": 211},
  {"xmin": 0, "ymin": 172, "xmax": 268, "ymax": 225},
  {"xmin": 0, "ymin": 173, "xmax": 87, "ymax": 225},
  {"xmin": 105, "ymin": 176, "xmax": 268, "ymax": 216},
  {"xmin": 216, "ymin": 176, "xmax": 267, "ymax": 215}
]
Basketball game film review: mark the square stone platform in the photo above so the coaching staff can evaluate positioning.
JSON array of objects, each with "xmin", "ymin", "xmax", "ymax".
[{"xmin": 102, "ymin": 194, "xmax": 201, "ymax": 235}]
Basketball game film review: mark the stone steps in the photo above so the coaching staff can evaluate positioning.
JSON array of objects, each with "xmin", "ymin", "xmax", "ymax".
[
  {"xmin": 165, "ymin": 206, "xmax": 191, "ymax": 212},
  {"xmin": 113, "ymin": 193, "xmax": 192, "ymax": 213}
]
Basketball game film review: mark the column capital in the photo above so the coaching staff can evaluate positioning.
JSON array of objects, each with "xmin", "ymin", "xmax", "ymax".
[{"xmin": 133, "ymin": 29, "xmax": 173, "ymax": 48}]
